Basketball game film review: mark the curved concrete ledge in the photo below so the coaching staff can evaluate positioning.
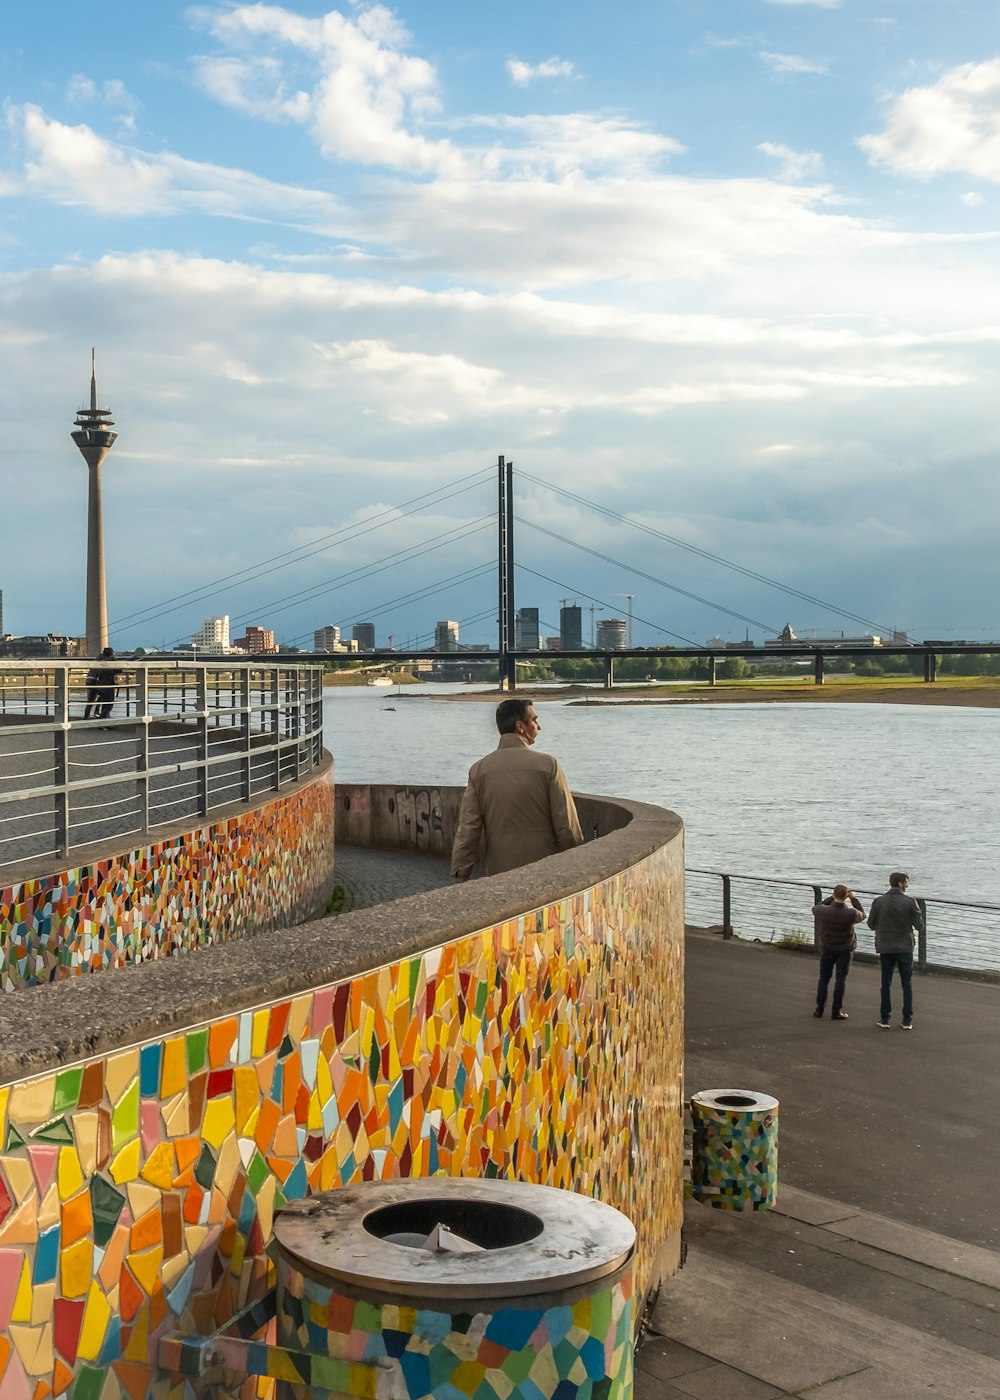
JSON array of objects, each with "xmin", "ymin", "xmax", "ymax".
[{"xmin": 0, "ymin": 792, "xmax": 679, "ymax": 1084}]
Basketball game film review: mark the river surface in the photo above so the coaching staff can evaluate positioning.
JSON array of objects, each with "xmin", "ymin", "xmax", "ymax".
[{"xmin": 324, "ymin": 684, "xmax": 1000, "ymax": 967}]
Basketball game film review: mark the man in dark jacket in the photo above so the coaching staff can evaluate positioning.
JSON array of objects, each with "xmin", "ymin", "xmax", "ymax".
[
  {"xmin": 868, "ymin": 872, "xmax": 924, "ymax": 1030},
  {"xmin": 83, "ymin": 647, "xmax": 121, "ymax": 720},
  {"xmin": 812, "ymin": 884, "xmax": 866, "ymax": 1020}
]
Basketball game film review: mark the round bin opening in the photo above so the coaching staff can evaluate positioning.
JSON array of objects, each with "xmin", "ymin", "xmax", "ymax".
[
  {"xmin": 364, "ymin": 1198, "xmax": 544, "ymax": 1251},
  {"xmin": 713, "ymin": 1094, "xmax": 758, "ymax": 1108}
]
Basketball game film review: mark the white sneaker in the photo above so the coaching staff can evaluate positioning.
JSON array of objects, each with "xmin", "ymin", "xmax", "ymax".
[
  {"xmin": 876, "ymin": 1021, "xmax": 891, "ymax": 1029},
  {"xmin": 901, "ymin": 1022, "xmax": 913, "ymax": 1031}
]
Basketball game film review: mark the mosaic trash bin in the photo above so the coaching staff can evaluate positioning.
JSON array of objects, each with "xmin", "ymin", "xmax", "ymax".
[
  {"xmin": 690, "ymin": 1089, "xmax": 778, "ymax": 1211},
  {"xmin": 272, "ymin": 1177, "xmax": 637, "ymax": 1400}
]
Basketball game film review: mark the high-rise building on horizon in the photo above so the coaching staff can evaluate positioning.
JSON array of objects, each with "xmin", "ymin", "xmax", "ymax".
[
  {"xmin": 596, "ymin": 618, "xmax": 627, "ymax": 650},
  {"xmin": 71, "ymin": 352, "xmax": 118, "ymax": 656},
  {"xmin": 559, "ymin": 604, "xmax": 582, "ymax": 651},
  {"xmin": 233, "ymin": 625, "xmax": 277, "ymax": 653},
  {"xmin": 515, "ymin": 607, "xmax": 539, "ymax": 650},
  {"xmin": 435, "ymin": 620, "xmax": 459, "ymax": 652},
  {"xmin": 314, "ymin": 625, "xmax": 341, "ymax": 652},
  {"xmin": 192, "ymin": 615, "xmax": 230, "ymax": 652},
  {"xmin": 353, "ymin": 622, "xmax": 376, "ymax": 651}
]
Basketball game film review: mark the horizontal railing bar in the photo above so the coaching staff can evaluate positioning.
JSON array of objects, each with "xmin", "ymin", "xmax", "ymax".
[{"xmin": 687, "ymin": 867, "xmax": 999, "ymax": 914}]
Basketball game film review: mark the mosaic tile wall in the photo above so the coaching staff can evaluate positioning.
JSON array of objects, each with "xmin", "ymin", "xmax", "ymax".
[
  {"xmin": 690, "ymin": 1091, "xmax": 779, "ymax": 1211},
  {"xmin": 270, "ymin": 1255, "xmax": 634, "ymax": 1400},
  {"xmin": 0, "ymin": 836, "xmax": 683, "ymax": 1400},
  {"xmin": 0, "ymin": 767, "xmax": 334, "ymax": 992}
]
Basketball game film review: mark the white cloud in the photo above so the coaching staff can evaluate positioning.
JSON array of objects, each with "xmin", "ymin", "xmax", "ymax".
[
  {"xmin": 6, "ymin": 104, "xmax": 349, "ymax": 226},
  {"xmin": 859, "ymin": 59, "xmax": 1000, "ymax": 183},
  {"xmin": 961, "ymin": 191, "xmax": 985, "ymax": 207},
  {"xmin": 758, "ymin": 141, "xmax": 824, "ymax": 179},
  {"xmin": 507, "ymin": 57, "xmax": 576, "ymax": 87},
  {"xmin": 759, "ymin": 51, "xmax": 829, "ymax": 76},
  {"xmin": 65, "ymin": 74, "xmax": 140, "ymax": 128}
]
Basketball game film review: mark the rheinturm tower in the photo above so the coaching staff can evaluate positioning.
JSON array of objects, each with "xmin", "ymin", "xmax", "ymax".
[{"xmin": 71, "ymin": 351, "xmax": 118, "ymax": 655}]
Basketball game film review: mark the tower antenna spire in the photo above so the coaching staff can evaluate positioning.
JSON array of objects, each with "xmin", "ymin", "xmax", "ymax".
[{"xmin": 72, "ymin": 352, "xmax": 118, "ymax": 654}]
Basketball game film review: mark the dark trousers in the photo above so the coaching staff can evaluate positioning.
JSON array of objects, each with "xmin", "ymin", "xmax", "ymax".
[
  {"xmin": 816, "ymin": 948, "xmax": 852, "ymax": 1016},
  {"xmin": 880, "ymin": 954, "xmax": 913, "ymax": 1023},
  {"xmin": 84, "ymin": 687, "xmax": 115, "ymax": 720}
]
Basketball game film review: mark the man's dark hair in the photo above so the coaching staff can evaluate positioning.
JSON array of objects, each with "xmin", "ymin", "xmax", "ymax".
[
  {"xmin": 101, "ymin": 647, "xmax": 116, "ymax": 658},
  {"xmin": 889, "ymin": 871, "xmax": 909, "ymax": 888},
  {"xmin": 495, "ymin": 697, "xmax": 533, "ymax": 734},
  {"xmin": 832, "ymin": 883, "xmax": 848, "ymax": 900}
]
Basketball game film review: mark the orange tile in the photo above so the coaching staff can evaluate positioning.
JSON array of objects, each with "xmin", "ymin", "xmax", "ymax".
[
  {"xmin": 208, "ymin": 1018, "xmax": 238, "ymax": 1069},
  {"xmin": 253, "ymin": 1100, "xmax": 280, "ymax": 1155},
  {"xmin": 130, "ymin": 1208, "xmax": 162, "ymax": 1252},
  {"xmin": 60, "ymin": 1192, "xmax": 93, "ymax": 1247}
]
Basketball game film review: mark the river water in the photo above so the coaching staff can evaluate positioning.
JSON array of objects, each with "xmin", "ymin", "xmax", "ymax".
[{"xmin": 323, "ymin": 685, "xmax": 1000, "ymax": 968}]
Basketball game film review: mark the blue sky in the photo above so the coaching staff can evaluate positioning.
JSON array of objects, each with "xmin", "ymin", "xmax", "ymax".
[{"xmin": 2, "ymin": 0, "xmax": 999, "ymax": 649}]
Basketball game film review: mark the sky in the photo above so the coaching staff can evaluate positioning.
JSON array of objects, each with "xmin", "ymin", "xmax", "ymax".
[{"xmin": 1, "ymin": 0, "xmax": 999, "ymax": 650}]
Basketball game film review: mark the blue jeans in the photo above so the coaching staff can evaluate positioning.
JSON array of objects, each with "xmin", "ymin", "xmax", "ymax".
[
  {"xmin": 879, "ymin": 953, "xmax": 913, "ymax": 1023},
  {"xmin": 816, "ymin": 949, "xmax": 852, "ymax": 1016}
]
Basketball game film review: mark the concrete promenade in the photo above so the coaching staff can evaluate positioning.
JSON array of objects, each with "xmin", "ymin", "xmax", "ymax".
[{"xmin": 335, "ymin": 848, "xmax": 1000, "ymax": 1397}]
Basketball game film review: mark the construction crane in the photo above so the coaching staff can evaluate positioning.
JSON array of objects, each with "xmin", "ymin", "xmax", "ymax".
[{"xmin": 613, "ymin": 593, "xmax": 637, "ymax": 648}]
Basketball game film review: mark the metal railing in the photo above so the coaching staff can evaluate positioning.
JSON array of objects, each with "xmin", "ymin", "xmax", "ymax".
[
  {"xmin": 686, "ymin": 868, "xmax": 1000, "ymax": 975},
  {"xmin": 0, "ymin": 660, "xmax": 325, "ymax": 873}
]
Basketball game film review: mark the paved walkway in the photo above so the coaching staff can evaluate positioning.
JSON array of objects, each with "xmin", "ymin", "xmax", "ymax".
[{"xmin": 333, "ymin": 845, "xmax": 454, "ymax": 909}]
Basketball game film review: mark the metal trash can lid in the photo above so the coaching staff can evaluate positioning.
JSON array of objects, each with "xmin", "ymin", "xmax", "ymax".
[
  {"xmin": 273, "ymin": 1178, "xmax": 636, "ymax": 1300},
  {"xmin": 691, "ymin": 1089, "xmax": 778, "ymax": 1113}
]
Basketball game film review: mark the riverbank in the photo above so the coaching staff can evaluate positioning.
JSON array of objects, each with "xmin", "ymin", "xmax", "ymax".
[{"xmin": 393, "ymin": 677, "xmax": 1000, "ymax": 708}]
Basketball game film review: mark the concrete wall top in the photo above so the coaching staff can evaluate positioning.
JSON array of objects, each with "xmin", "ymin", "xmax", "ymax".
[{"xmin": 0, "ymin": 791, "xmax": 681, "ymax": 1086}]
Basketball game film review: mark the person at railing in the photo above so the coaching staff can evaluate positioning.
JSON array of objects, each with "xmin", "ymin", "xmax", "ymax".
[
  {"xmin": 812, "ymin": 885, "xmax": 866, "ymax": 1021},
  {"xmin": 869, "ymin": 873, "xmax": 924, "ymax": 1030},
  {"xmin": 83, "ymin": 647, "xmax": 122, "ymax": 721},
  {"xmin": 451, "ymin": 697, "xmax": 584, "ymax": 880}
]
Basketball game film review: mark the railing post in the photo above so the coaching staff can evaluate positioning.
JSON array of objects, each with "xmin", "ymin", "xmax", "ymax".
[
  {"xmin": 917, "ymin": 899, "xmax": 928, "ymax": 971},
  {"xmin": 197, "ymin": 665, "xmax": 209, "ymax": 817},
  {"xmin": 814, "ymin": 653, "xmax": 825, "ymax": 686},
  {"xmin": 136, "ymin": 666, "xmax": 149, "ymax": 836},
  {"xmin": 708, "ymin": 655, "xmax": 717, "ymax": 688},
  {"xmin": 923, "ymin": 652, "xmax": 937, "ymax": 684},
  {"xmin": 721, "ymin": 873, "xmax": 733, "ymax": 939},
  {"xmin": 604, "ymin": 655, "xmax": 614, "ymax": 690},
  {"xmin": 240, "ymin": 667, "xmax": 251, "ymax": 802},
  {"xmin": 812, "ymin": 885, "xmax": 823, "ymax": 946},
  {"xmin": 55, "ymin": 667, "xmax": 70, "ymax": 859}
]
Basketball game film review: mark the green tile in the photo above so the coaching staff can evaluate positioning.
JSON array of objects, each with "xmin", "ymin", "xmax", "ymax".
[
  {"xmin": 72, "ymin": 1365, "xmax": 106, "ymax": 1400},
  {"xmin": 111, "ymin": 1079, "xmax": 140, "ymax": 1151},
  {"xmin": 54, "ymin": 1066, "xmax": 84, "ymax": 1114},
  {"xmin": 91, "ymin": 1175, "xmax": 127, "ymax": 1249},
  {"xmin": 186, "ymin": 1027, "xmax": 208, "ymax": 1074},
  {"xmin": 194, "ymin": 1145, "xmax": 217, "ymax": 1190},
  {"xmin": 4, "ymin": 1122, "xmax": 27, "ymax": 1151},
  {"xmin": 32, "ymin": 1116, "xmax": 74, "ymax": 1145},
  {"xmin": 246, "ymin": 1149, "xmax": 269, "ymax": 1195}
]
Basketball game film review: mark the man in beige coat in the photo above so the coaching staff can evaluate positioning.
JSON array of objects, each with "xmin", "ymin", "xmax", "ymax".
[{"xmin": 451, "ymin": 698, "xmax": 584, "ymax": 880}]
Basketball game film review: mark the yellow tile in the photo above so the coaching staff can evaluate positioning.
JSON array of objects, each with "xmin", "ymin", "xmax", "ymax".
[
  {"xmin": 127, "ymin": 1181, "xmax": 161, "ymax": 1220},
  {"xmin": 105, "ymin": 1050, "xmax": 139, "ymax": 1105},
  {"xmin": 288, "ymin": 995, "xmax": 311, "ymax": 1043},
  {"xmin": 74, "ymin": 1111, "xmax": 99, "ymax": 1176},
  {"xmin": 163, "ymin": 1091, "xmax": 189, "ymax": 1139},
  {"xmin": 126, "ymin": 1245, "xmax": 164, "ymax": 1294},
  {"xmin": 201, "ymin": 1098, "xmax": 235, "ymax": 1151},
  {"xmin": 0, "ymin": 1155, "xmax": 35, "ymax": 1204},
  {"xmin": 307, "ymin": 1090, "xmax": 322, "ymax": 1132},
  {"xmin": 11, "ymin": 1255, "xmax": 32, "ymax": 1322},
  {"xmin": 234, "ymin": 1067, "xmax": 258, "ymax": 1133},
  {"xmin": 37, "ymin": 1183, "xmax": 60, "ymax": 1230},
  {"xmin": 160, "ymin": 1038, "xmax": 187, "ymax": 1099},
  {"xmin": 0, "ymin": 1086, "xmax": 8, "ymax": 1136},
  {"xmin": 140, "ymin": 1143, "xmax": 176, "ymax": 1190},
  {"xmin": 78, "ymin": 1281, "xmax": 112, "ymax": 1362},
  {"xmin": 214, "ymin": 1135, "xmax": 240, "ymax": 1197},
  {"xmin": 30, "ymin": 1279, "xmax": 56, "ymax": 1326},
  {"xmin": 256, "ymin": 1174, "xmax": 277, "ymax": 1240},
  {"xmin": 184, "ymin": 1224, "xmax": 209, "ymax": 1256},
  {"xmin": 8, "ymin": 1075, "xmax": 55, "ymax": 1126},
  {"xmin": 61, "ymin": 1238, "xmax": 94, "ymax": 1299},
  {"xmin": 161, "ymin": 1251, "xmax": 189, "ymax": 1291},
  {"xmin": 58, "ymin": 1145, "xmax": 84, "ymax": 1201},
  {"xmin": 251, "ymin": 1009, "xmax": 268, "ymax": 1058},
  {"xmin": 9, "ymin": 1323, "xmax": 41, "ymax": 1373},
  {"xmin": 32, "ymin": 1320, "xmax": 54, "ymax": 1376},
  {"xmin": 109, "ymin": 1139, "xmax": 141, "ymax": 1185},
  {"xmin": 124, "ymin": 1301, "xmax": 149, "ymax": 1361}
]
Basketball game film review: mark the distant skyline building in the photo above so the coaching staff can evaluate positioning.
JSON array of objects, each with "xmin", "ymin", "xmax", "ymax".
[
  {"xmin": 233, "ymin": 625, "xmax": 276, "ymax": 653},
  {"xmin": 353, "ymin": 622, "xmax": 375, "ymax": 651},
  {"xmin": 71, "ymin": 352, "xmax": 118, "ymax": 656},
  {"xmin": 435, "ymin": 619, "xmax": 459, "ymax": 652},
  {"xmin": 192, "ymin": 615, "xmax": 230, "ymax": 652},
  {"xmin": 515, "ymin": 607, "xmax": 539, "ymax": 650},
  {"xmin": 559, "ymin": 604, "xmax": 582, "ymax": 651},
  {"xmin": 314, "ymin": 625, "xmax": 340, "ymax": 651},
  {"xmin": 767, "ymin": 623, "xmax": 886, "ymax": 648},
  {"xmin": 596, "ymin": 618, "xmax": 627, "ymax": 650}
]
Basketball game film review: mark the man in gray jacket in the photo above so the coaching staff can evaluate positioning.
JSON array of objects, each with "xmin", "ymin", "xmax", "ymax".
[
  {"xmin": 868, "ymin": 872, "xmax": 924, "ymax": 1030},
  {"xmin": 451, "ymin": 698, "xmax": 584, "ymax": 880}
]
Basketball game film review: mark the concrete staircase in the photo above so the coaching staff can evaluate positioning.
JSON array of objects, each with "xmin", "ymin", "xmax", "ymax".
[{"xmin": 639, "ymin": 1185, "xmax": 1000, "ymax": 1398}]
